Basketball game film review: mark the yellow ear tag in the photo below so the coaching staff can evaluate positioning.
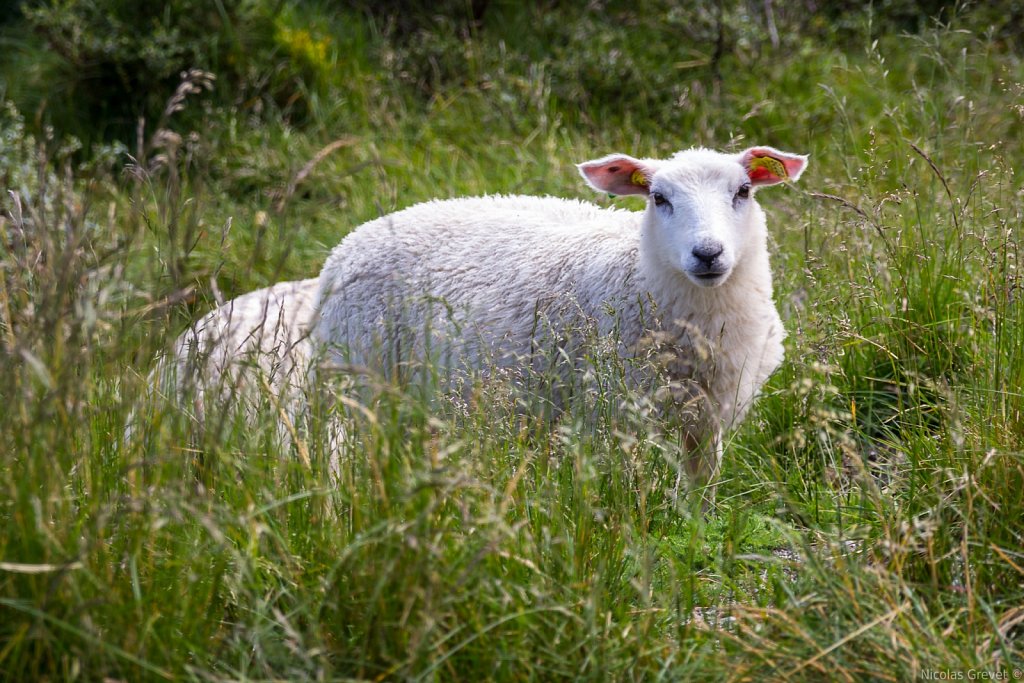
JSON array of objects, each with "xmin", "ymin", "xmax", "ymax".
[
  {"xmin": 749, "ymin": 155, "xmax": 788, "ymax": 181},
  {"xmin": 630, "ymin": 170, "xmax": 648, "ymax": 187}
]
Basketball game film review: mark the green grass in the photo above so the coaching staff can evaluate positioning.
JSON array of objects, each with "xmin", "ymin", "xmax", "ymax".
[{"xmin": 2, "ymin": 2, "xmax": 1024, "ymax": 680}]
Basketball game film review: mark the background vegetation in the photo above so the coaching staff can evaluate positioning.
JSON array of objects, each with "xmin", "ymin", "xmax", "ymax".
[{"xmin": 1, "ymin": 0, "xmax": 1023, "ymax": 679}]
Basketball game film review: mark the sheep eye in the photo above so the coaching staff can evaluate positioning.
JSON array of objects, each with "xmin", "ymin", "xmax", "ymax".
[
  {"xmin": 652, "ymin": 192, "xmax": 669, "ymax": 207},
  {"xmin": 735, "ymin": 184, "xmax": 751, "ymax": 201}
]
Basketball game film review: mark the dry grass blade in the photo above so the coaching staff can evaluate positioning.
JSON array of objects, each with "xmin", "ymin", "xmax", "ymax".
[
  {"xmin": 131, "ymin": 285, "xmax": 196, "ymax": 316},
  {"xmin": 909, "ymin": 141, "xmax": 959, "ymax": 233},
  {"xmin": 276, "ymin": 137, "xmax": 359, "ymax": 213},
  {"xmin": 258, "ymin": 373, "xmax": 311, "ymax": 469},
  {"xmin": 786, "ymin": 603, "xmax": 909, "ymax": 678},
  {"xmin": 0, "ymin": 561, "xmax": 83, "ymax": 573},
  {"xmin": 808, "ymin": 190, "xmax": 896, "ymax": 256},
  {"xmin": 990, "ymin": 544, "xmax": 1024, "ymax": 576},
  {"xmin": 808, "ymin": 191, "xmax": 871, "ymax": 221}
]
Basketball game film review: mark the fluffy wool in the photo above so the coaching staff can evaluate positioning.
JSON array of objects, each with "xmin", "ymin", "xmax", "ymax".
[
  {"xmin": 158, "ymin": 278, "xmax": 321, "ymax": 438},
  {"xmin": 315, "ymin": 146, "xmax": 808, "ymax": 489}
]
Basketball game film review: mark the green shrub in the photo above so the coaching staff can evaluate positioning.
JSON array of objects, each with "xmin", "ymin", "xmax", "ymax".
[{"xmin": 18, "ymin": 0, "xmax": 335, "ymax": 143}]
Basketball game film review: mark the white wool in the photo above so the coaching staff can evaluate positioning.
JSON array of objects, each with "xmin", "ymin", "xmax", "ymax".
[
  {"xmin": 315, "ymin": 147, "xmax": 806, "ymax": 491},
  {"xmin": 154, "ymin": 279, "xmax": 321, "ymax": 440}
]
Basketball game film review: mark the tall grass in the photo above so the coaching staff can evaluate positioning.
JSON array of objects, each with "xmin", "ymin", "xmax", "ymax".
[{"xmin": 1, "ymin": 3, "xmax": 1023, "ymax": 680}]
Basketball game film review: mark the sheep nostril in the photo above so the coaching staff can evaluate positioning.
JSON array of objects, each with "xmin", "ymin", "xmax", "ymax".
[{"xmin": 692, "ymin": 243, "xmax": 724, "ymax": 266}]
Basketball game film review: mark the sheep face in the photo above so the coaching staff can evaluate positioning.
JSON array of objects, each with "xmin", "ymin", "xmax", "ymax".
[
  {"xmin": 646, "ymin": 153, "xmax": 755, "ymax": 288},
  {"xmin": 578, "ymin": 146, "xmax": 807, "ymax": 288}
]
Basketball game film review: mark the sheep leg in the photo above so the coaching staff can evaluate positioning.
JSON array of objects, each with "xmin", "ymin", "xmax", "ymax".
[{"xmin": 673, "ymin": 429, "xmax": 722, "ymax": 512}]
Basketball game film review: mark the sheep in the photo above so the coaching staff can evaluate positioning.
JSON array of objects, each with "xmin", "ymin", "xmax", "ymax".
[{"xmin": 314, "ymin": 146, "xmax": 808, "ymax": 501}]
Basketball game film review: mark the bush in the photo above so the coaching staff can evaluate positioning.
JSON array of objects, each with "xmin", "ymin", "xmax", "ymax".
[{"xmin": 19, "ymin": 0, "xmax": 334, "ymax": 143}]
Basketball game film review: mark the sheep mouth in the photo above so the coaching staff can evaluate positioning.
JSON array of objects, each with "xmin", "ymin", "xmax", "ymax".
[{"xmin": 687, "ymin": 269, "xmax": 730, "ymax": 286}]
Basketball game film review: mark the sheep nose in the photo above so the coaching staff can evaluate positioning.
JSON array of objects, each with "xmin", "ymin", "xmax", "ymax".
[{"xmin": 692, "ymin": 242, "xmax": 724, "ymax": 266}]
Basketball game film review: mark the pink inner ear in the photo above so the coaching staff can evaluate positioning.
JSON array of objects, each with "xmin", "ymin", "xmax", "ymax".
[
  {"xmin": 748, "ymin": 165, "xmax": 778, "ymax": 184},
  {"xmin": 591, "ymin": 162, "xmax": 633, "ymax": 186},
  {"xmin": 744, "ymin": 146, "xmax": 806, "ymax": 184},
  {"xmin": 778, "ymin": 155, "xmax": 805, "ymax": 178},
  {"xmin": 580, "ymin": 156, "xmax": 651, "ymax": 196}
]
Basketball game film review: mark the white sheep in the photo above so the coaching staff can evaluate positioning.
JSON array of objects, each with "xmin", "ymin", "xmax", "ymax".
[{"xmin": 315, "ymin": 146, "xmax": 808, "ymax": 498}]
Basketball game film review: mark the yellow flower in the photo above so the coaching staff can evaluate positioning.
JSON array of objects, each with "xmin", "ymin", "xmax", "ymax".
[{"xmin": 275, "ymin": 25, "xmax": 330, "ymax": 68}]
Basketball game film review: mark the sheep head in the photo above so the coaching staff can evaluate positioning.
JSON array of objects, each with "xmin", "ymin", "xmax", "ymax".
[{"xmin": 578, "ymin": 146, "xmax": 807, "ymax": 288}]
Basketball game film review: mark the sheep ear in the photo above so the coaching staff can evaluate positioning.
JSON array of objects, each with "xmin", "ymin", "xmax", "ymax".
[
  {"xmin": 577, "ymin": 154, "xmax": 658, "ymax": 196},
  {"xmin": 740, "ymin": 147, "xmax": 808, "ymax": 186}
]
